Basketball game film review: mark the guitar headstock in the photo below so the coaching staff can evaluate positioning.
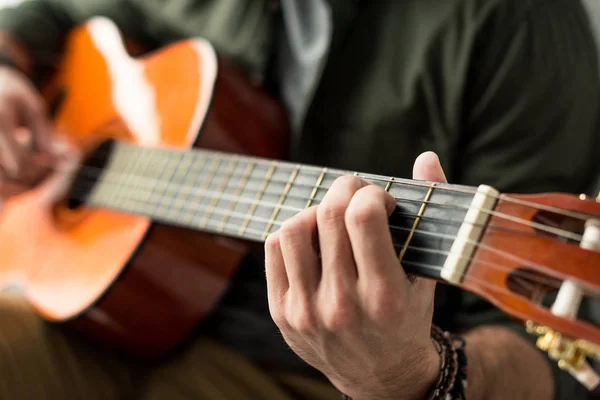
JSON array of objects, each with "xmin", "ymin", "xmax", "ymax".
[{"xmin": 461, "ymin": 191, "xmax": 600, "ymax": 389}]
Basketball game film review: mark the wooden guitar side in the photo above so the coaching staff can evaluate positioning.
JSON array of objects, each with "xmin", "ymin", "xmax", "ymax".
[{"xmin": 0, "ymin": 17, "xmax": 289, "ymax": 358}]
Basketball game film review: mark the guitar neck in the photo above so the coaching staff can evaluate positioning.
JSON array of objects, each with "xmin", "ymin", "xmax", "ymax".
[{"xmin": 74, "ymin": 141, "xmax": 487, "ymax": 282}]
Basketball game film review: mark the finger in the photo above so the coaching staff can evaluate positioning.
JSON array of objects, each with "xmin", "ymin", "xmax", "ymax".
[
  {"xmin": 279, "ymin": 206, "xmax": 321, "ymax": 295},
  {"xmin": 16, "ymin": 85, "xmax": 51, "ymax": 153},
  {"xmin": 317, "ymin": 175, "xmax": 368, "ymax": 286},
  {"xmin": 265, "ymin": 231, "xmax": 289, "ymax": 322},
  {"xmin": 412, "ymin": 151, "xmax": 447, "ymax": 183},
  {"xmin": 345, "ymin": 184, "xmax": 403, "ymax": 284},
  {"xmin": 0, "ymin": 109, "xmax": 22, "ymax": 176},
  {"xmin": 411, "ymin": 152, "xmax": 444, "ymax": 295},
  {"xmin": 0, "ymin": 178, "xmax": 25, "ymax": 199}
]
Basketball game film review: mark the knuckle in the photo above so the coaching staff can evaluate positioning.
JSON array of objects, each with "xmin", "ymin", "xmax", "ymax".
[
  {"xmin": 278, "ymin": 218, "xmax": 303, "ymax": 245},
  {"xmin": 320, "ymin": 287, "xmax": 357, "ymax": 331},
  {"xmin": 360, "ymin": 184, "xmax": 385, "ymax": 196},
  {"xmin": 279, "ymin": 218, "xmax": 296, "ymax": 236},
  {"xmin": 345, "ymin": 200, "xmax": 381, "ymax": 227},
  {"xmin": 365, "ymin": 287, "xmax": 405, "ymax": 320},
  {"xmin": 284, "ymin": 211, "xmax": 314, "ymax": 234},
  {"xmin": 332, "ymin": 174, "xmax": 363, "ymax": 189},
  {"xmin": 345, "ymin": 185, "xmax": 389, "ymax": 227},
  {"xmin": 269, "ymin": 301, "xmax": 288, "ymax": 329},
  {"xmin": 321, "ymin": 301, "xmax": 357, "ymax": 332},
  {"xmin": 264, "ymin": 232, "xmax": 281, "ymax": 253},
  {"xmin": 288, "ymin": 302, "xmax": 317, "ymax": 334},
  {"xmin": 317, "ymin": 201, "xmax": 346, "ymax": 225}
]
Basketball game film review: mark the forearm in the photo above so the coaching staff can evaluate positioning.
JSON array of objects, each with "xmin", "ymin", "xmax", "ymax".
[
  {"xmin": 464, "ymin": 326, "xmax": 554, "ymax": 400},
  {"xmin": 0, "ymin": 1, "xmax": 75, "ymax": 64},
  {"xmin": 0, "ymin": 32, "xmax": 33, "ymax": 75}
]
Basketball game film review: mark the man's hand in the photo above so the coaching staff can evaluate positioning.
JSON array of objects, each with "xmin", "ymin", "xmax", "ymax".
[
  {"xmin": 0, "ymin": 65, "xmax": 57, "ymax": 202},
  {"xmin": 265, "ymin": 152, "xmax": 447, "ymax": 400}
]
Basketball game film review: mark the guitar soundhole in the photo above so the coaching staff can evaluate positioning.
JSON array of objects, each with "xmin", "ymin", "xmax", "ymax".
[
  {"xmin": 506, "ymin": 267, "xmax": 599, "ymax": 325},
  {"xmin": 66, "ymin": 139, "xmax": 116, "ymax": 209}
]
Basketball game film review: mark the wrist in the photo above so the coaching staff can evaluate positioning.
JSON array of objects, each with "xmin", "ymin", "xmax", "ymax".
[
  {"xmin": 419, "ymin": 339, "xmax": 445, "ymax": 399},
  {"xmin": 340, "ymin": 325, "xmax": 468, "ymax": 400},
  {"xmin": 340, "ymin": 342, "xmax": 440, "ymax": 400}
]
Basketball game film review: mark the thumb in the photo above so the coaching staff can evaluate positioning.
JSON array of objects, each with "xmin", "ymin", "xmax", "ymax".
[{"xmin": 412, "ymin": 151, "xmax": 447, "ymax": 183}]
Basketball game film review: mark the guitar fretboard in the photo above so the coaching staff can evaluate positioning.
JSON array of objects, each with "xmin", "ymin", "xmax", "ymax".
[{"xmin": 72, "ymin": 141, "xmax": 478, "ymax": 281}]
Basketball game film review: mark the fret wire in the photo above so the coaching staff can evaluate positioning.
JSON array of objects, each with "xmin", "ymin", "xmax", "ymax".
[
  {"xmin": 262, "ymin": 165, "xmax": 300, "ymax": 240},
  {"xmin": 217, "ymin": 160, "xmax": 256, "ymax": 233},
  {"xmin": 163, "ymin": 151, "xmax": 186, "ymax": 211},
  {"xmin": 188, "ymin": 156, "xmax": 222, "ymax": 224},
  {"xmin": 199, "ymin": 155, "xmax": 239, "ymax": 229},
  {"xmin": 173, "ymin": 152, "xmax": 207, "ymax": 223},
  {"xmin": 154, "ymin": 151, "xmax": 189, "ymax": 217},
  {"xmin": 130, "ymin": 150, "xmax": 160, "ymax": 210},
  {"xmin": 384, "ymin": 177, "xmax": 394, "ymax": 192},
  {"xmin": 132, "ymin": 151, "xmax": 174, "ymax": 215},
  {"xmin": 101, "ymin": 145, "xmax": 131, "ymax": 208},
  {"xmin": 398, "ymin": 183, "xmax": 437, "ymax": 262},
  {"xmin": 305, "ymin": 167, "xmax": 327, "ymax": 208},
  {"xmin": 150, "ymin": 150, "xmax": 183, "ymax": 214},
  {"xmin": 120, "ymin": 146, "xmax": 150, "ymax": 211},
  {"xmin": 131, "ymin": 148, "xmax": 165, "ymax": 212},
  {"xmin": 166, "ymin": 151, "xmax": 195, "ymax": 219},
  {"xmin": 239, "ymin": 162, "xmax": 277, "ymax": 235}
]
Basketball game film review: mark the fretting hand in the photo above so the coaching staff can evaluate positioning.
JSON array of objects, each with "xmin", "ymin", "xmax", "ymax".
[{"xmin": 265, "ymin": 152, "xmax": 448, "ymax": 400}]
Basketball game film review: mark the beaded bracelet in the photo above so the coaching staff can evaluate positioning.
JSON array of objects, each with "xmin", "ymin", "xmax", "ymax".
[
  {"xmin": 340, "ymin": 324, "xmax": 468, "ymax": 400},
  {"xmin": 427, "ymin": 325, "xmax": 468, "ymax": 400}
]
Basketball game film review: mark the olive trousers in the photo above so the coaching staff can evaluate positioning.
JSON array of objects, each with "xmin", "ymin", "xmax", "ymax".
[{"xmin": 0, "ymin": 294, "xmax": 339, "ymax": 400}]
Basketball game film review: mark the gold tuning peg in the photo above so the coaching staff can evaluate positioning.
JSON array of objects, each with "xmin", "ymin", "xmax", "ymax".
[
  {"xmin": 596, "ymin": 191, "xmax": 600, "ymax": 202},
  {"xmin": 526, "ymin": 321, "xmax": 600, "ymax": 390}
]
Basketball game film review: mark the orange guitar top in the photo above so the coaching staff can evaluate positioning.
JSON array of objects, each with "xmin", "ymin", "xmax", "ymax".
[{"xmin": 0, "ymin": 17, "xmax": 214, "ymax": 320}]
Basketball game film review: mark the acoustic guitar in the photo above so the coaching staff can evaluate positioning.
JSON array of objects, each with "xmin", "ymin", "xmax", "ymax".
[{"xmin": 0, "ymin": 18, "xmax": 599, "ymax": 390}]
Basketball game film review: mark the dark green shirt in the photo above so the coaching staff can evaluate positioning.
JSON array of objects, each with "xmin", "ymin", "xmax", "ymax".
[{"xmin": 0, "ymin": 1, "xmax": 598, "ymax": 399}]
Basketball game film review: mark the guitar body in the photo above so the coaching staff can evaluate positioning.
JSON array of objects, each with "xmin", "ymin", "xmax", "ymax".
[{"xmin": 0, "ymin": 18, "xmax": 289, "ymax": 358}]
